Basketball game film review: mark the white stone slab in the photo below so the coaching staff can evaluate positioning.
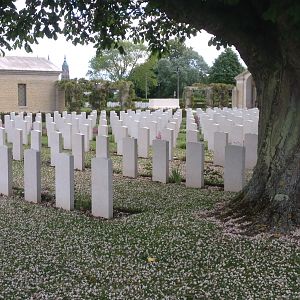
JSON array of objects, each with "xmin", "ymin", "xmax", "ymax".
[
  {"xmin": 96, "ymin": 135, "xmax": 109, "ymax": 159},
  {"xmin": 13, "ymin": 129, "xmax": 23, "ymax": 161},
  {"xmin": 91, "ymin": 157, "xmax": 113, "ymax": 219},
  {"xmin": 98, "ymin": 125, "xmax": 109, "ymax": 136},
  {"xmin": 72, "ymin": 133, "xmax": 85, "ymax": 170},
  {"xmin": 0, "ymin": 127, "xmax": 6, "ymax": 146},
  {"xmin": 224, "ymin": 145, "xmax": 245, "ymax": 192},
  {"xmin": 213, "ymin": 132, "xmax": 228, "ymax": 167},
  {"xmin": 122, "ymin": 137, "xmax": 138, "ymax": 178},
  {"xmin": 186, "ymin": 130, "xmax": 198, "ymax": 143},
  {"xmin": 186, "ymin": 142, "xmax": 204, "ymax": 188},
  {"xmin": 138, "ymin": 127, "xmax": 149, "ymax": 158},
  {"xmin": 161, "ymin": 128, "xmax": 174, "ymax": 161},
  {"xmin": 55, "ymin": 153, "xmax": 74, "ymax": 210},
  {"xmin": 24, "ymin": 149, "xmax": 41, "ymax": 203},
  {"xmin": 152, "ymin": 140, "xmax": 169, "ymax": 183},
  {"xmin": 31, "ymin": 130, "xmax": 42, "ymax": 152},
  {"xmin": 63, "ymin": 123, "xmax": 72, "ymax": 150},
  {"xmin": 0, "ymin": 146, "xmax": 12, "ymax": 196},
  {"xmin": 244, "ymin": 133, "xmax": 258, "ymax": 169},
  {"xmin": 50, "ymin": 131, "xmax": 62, "ymax": 166}
]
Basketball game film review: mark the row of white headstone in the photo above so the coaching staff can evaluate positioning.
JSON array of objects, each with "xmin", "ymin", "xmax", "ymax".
[
  {"xmin": 185, "ymin": 107, "xmax": 259, "ymax": 192},
  {"xmin": 0, "ymin": 136, "xmax": 113, "ymax": 219}
]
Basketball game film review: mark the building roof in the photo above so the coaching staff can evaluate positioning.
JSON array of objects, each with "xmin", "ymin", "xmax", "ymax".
[{"xmin": 0, "ymin": 56, "xmax": 61, "ymax": 73}]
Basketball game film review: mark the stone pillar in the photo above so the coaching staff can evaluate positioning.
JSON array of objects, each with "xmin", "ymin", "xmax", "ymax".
[
  {"xmin": 161, "ymin": 128, "xmax": 174, "ymax": 161},
  {"xmin": 72, "ymin": 133, "xmax": 85, "ymax": 170},
  {"xmin": 24, "ymin": 149, "xmax": 41, "ymax": 203},
  {"xmin": 224, "ymin": 145, "xmax": 245, "ymax": 192},
  {"xmin": 96, "ymin": 135, "xmax": 109, "ymax": 159},
  {"xmin": 13, "ymin": 129, "xmax": 23, "ymax": 161},
  {"xmin": 0, "ymin": 146, "xmax": 12, "ymax": 196},
  {"xmin": 213, "ymin": 132, "xmax": 228, "ymax": 167},
  {"xmin": 50, "ymin": 131, "xmax": 62, "ymax": 166},
  {"xmin": 137, "ymin": 127, "xmax": 149, "ymax": 158},
  {"xmin": 91, "ymin": 157, "xmax": 113, "ymax": 219},
  {"xmin": 55, "ymin": 153, "xmax": 74, "ymax": 210},
  {"xmin": 31, "ymin": 130, "xmax": 42, "ymax": 152},
  {"xmin": 152, "ymin": 140, "xmax": 169, "ymax": 183},
  {"xmin": 244, "ymin": 133, "xmax": 258, "ymax": 169},
  {"xmin": 122, "ymin": 137, "xmax": 138, "ymax": 178},
  {"xmin": 186, "ymin": 142, "xmax": 204, "ymax": 188}
]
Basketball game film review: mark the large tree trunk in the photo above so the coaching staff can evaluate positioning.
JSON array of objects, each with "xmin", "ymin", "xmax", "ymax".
[
  {"xmin": 229, "ymin": 63, "xmax": 300, "ymax": 232},
  {"xmin": 153, "ymin": 0, "xmax": 300, "ymax": 232}
]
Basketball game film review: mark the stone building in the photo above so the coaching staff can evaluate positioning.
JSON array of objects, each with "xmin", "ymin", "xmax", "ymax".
[
  {"xmin": 0, "ymin": 56, "xmax": 65, "ymax": 112},
  {"xmin": 231, "ymin": 69, "xmax": 257, "ymax": 108}
]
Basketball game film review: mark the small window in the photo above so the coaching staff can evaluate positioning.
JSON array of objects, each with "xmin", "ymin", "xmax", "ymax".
[{"xmin": 18, "ymin": 84, "xmax": 27, "ymax": 106}]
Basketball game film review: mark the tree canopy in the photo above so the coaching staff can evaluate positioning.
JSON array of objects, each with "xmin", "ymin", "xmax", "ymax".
[
  {"xmin": 2, "ymin": 0, "xmax": 300, "ymax": 231},
  {"xmin": 208, "ymin": 48, "xmax": 245, "ymax": 84},
  {"xmin": 156, "ymin": 40, "xmax": 209, "ymax": 98},
  {"xmin": 87, "ymin": 41, "xmax": 147, "ymax": 81}
]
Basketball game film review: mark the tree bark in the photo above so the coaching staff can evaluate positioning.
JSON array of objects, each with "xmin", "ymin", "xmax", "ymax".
[
  {"xmin": 230, "ymin": 62, "xmax": 300, "ymax": 232},
  {"xmin": 152, "ymin": 0, "xmax": 300, "ymax": 231}
]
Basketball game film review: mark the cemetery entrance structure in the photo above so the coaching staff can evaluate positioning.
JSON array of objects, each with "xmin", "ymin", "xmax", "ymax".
[{"xmin": 0, "ymin": 56, "xmax": 65, "ymax": 112}]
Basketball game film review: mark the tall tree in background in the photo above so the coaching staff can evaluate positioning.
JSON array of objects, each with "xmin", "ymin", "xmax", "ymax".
[
  {"xmin": 157, "ymin": 40, "xmax": 209, "ymax": 98},
  {"xmin": 87, "ymin": 41, "xmax": 147, "ymax": 81},
  {"xmin": 208, "ymin": 48, "xmax": 245, "ymax": 84},
  {"xmin": 1, "ymin": 1, "xmax": 300, "ymax": 231},
  {"xmin": 128, "ymin": 56, "xmax": 158, "ymax": 98}
]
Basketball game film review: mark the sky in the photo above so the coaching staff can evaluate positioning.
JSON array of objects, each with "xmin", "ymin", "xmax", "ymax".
[{"xmin": 7, "ymin": 30, "xmax": 245, "ymax": 79}]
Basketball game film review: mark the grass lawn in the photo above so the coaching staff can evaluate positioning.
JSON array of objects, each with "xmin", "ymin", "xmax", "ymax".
[{"xmin": 1, "ymin": 119, "xmax": 300, "ymax": 299}]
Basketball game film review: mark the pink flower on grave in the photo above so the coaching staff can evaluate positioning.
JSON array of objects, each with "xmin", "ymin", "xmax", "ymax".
[{"xmin": 156, "ymin": 131, "xmax": 162, "ymax": 139}]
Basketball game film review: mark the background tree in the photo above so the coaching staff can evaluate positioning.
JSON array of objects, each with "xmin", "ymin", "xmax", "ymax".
[
  {"xmin": 208, "ymin": 48, "xmax": 245, "ymax": 84},
  {"xmin": 128, "ymin": 56, "xmax": 158, "ymax": 98},
  {"xmin": 87, "ymin": 41, "xmax": 147, "ymax": 81},
  {"xmin": 2, "ymin": 0, "xmax": 300, "ymax": 231},
  {"xmin": 156, "ymin": 40, "xmax": 209, "ymax": 98}
]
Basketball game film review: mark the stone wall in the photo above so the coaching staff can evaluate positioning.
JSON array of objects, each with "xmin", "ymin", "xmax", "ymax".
[{"xmin": 0, "ymin": 72, "xmax": 64, "ymax": 112}]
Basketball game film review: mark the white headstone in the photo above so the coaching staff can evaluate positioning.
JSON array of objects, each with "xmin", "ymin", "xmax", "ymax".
[
  {"xmin": 13, "ymin": 129, "xmax": 23, "ymax": 161},
  {"xmin": 161, "ymin": 128, "xmax": 174, "ymax": 161},
  {"xmin": 50, "ymin": 131, "xmax": 62, "ymax": 166},
  {"xmin": 31, "ymin": 130, "xmax": 42, "ymax": 152},
  {"xmin": 152, "ymin": 140, "xmax": 169, "ymax": 183},
  {"xmin": 72, "ymin": 133, "xmax": 85, "ymax": 170},
  {"xmin": 213, "ymin": 132, "xmax": 228, "ymax": 167},
  {"xmin": 91, "ymin": 157, "xmax": 113, "ymax": 219},
  {"xmin": 24, "ymin": 149, "xmax": 41, "ymax": 203},
  {"xmin": 63, "ymin": 123, "xmax": 72, "ymax": 150},
  {"xmin": 186, "ymin": 142, "xmax": 205, "ymax": 188},
  {"xmin": 186, "ymin": 130, "xmax": 198, "ymax": 143},
  {"xmin": 122, "ymin": 137, "xmax": 138, "ymax": 178},
  {"xmin": 0, "ymin": 127, "xmax": 6, "ymax": 146},
  {"xmin": 137, "ymin": 127, "xmax": 149, "ymax": 158},
  {"xmin": 96, "ymin": 135, "xmax": 109, "ymax": 159},
  {"xmin": 98, "ymin": 125, "xmax": 109, "ymax": 136},
  {"xmin": 244, "ymin": 133, "xmax": 258, "ymax": 169},
  {"xmin": 224, "ymin": 145, "xmax": 245, "ymax": 192},
  {"xmin": 0, "ymin": 146, "xmax": 12, "ymax": 196},
  {"xmin": 55, "ymin": 153, "xmax": 74, "ymax": 210}
]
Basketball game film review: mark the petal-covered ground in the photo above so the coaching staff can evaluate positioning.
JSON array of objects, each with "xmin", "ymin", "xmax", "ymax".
[{"xmin": 1, "ymin": 121, "xmax": 299, "ymax": 299}]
